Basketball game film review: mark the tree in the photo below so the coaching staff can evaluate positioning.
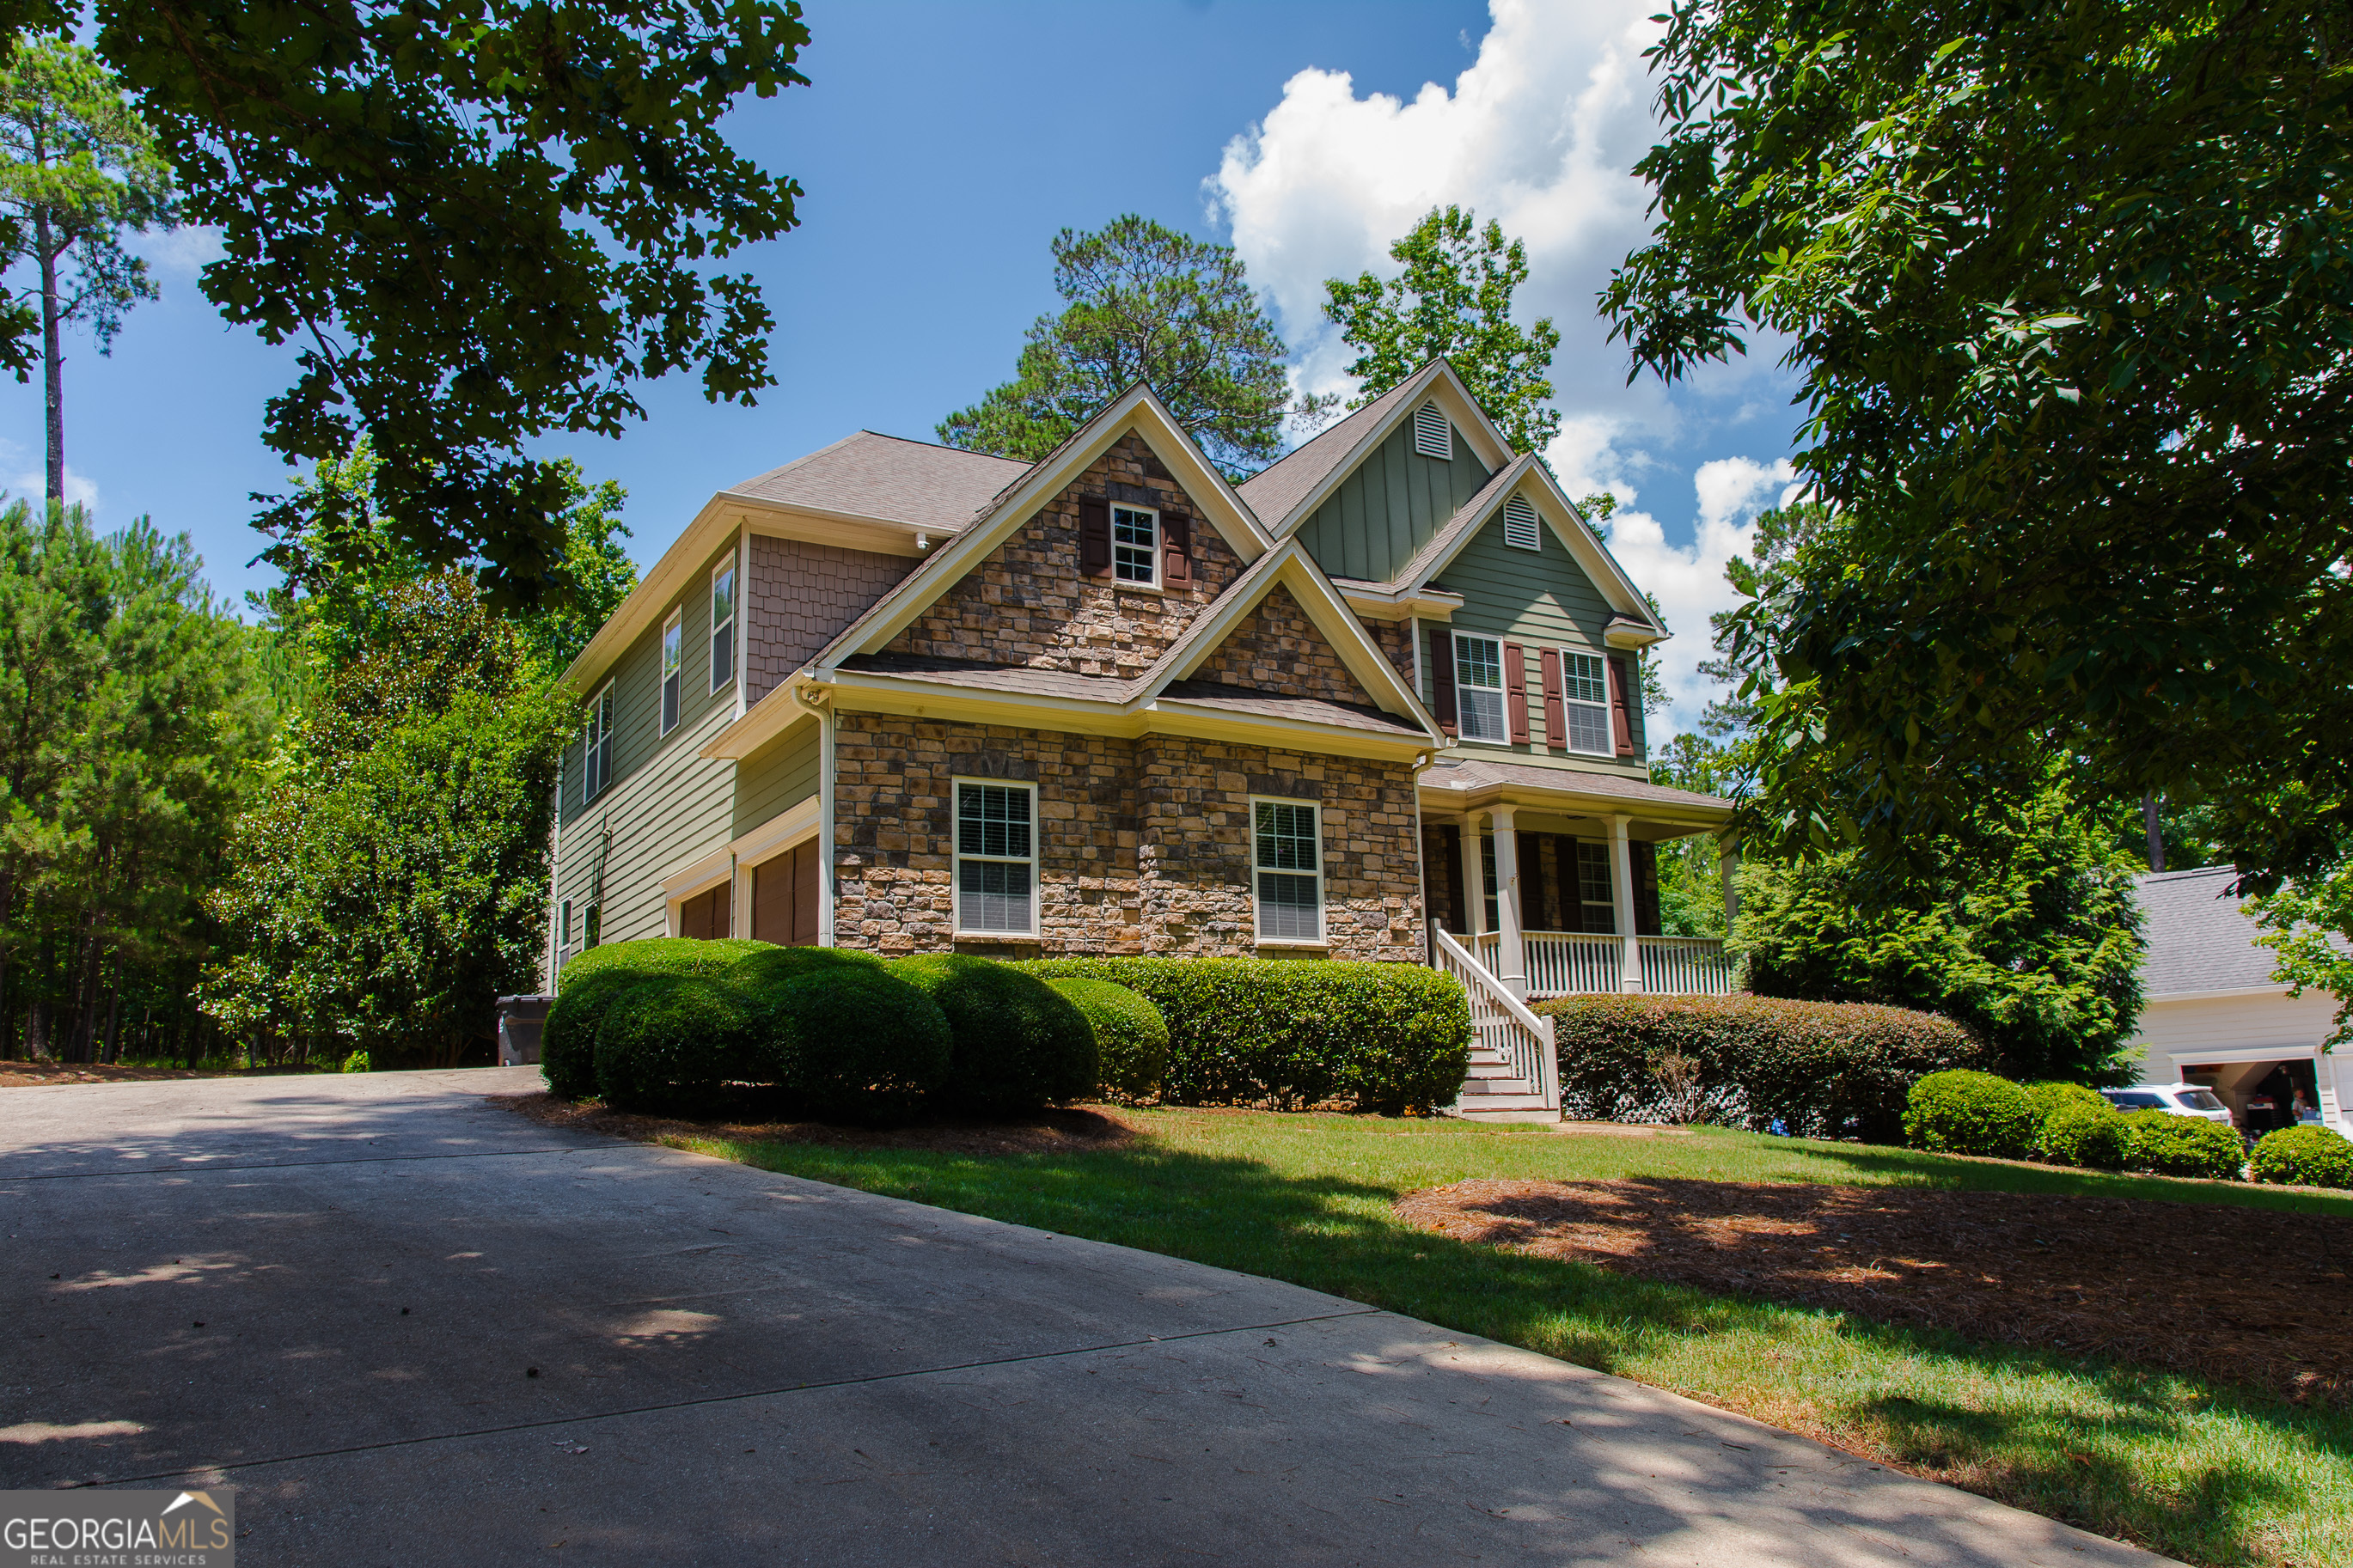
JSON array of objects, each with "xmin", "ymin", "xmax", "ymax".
[
  {"xmin": 938, "ymin": 215, "xmax": 1299, "ymax": 474},
  {"xmin": 2252, "ymin": 867, "xmax": 2353, "ymax": 1052},
  {"xmin": 0, "ymin": 38, "xmax": 172, "ymax": 505},
  {"xmin": 0, "ymin": 1, "xmax": 808, "ymax": 606},
  {"xmin": 1603, "ymin": 0, "xmax": 2353, "ymax": 890},
  {"xmin": 1324, "ymin": 205, "xmax": 1561, "ymax": 455},
  {"xmin": 1735, "ymin": 771, "xmax": 2148, "ymax": 1083}
]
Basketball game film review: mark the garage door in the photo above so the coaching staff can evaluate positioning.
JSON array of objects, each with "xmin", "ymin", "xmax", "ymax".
[{"xmin": 752, "ymin": 839, "xmax": 822, "ymax": 947}]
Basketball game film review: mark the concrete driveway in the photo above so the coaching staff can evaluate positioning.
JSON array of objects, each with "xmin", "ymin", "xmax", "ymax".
[{"xmin": 1, "ymin": 1067, "xmax": 2173, "ymax": 1566}]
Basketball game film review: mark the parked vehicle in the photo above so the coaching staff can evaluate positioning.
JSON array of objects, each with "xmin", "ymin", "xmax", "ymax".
[{"xmin": 2100, "ymin": 1083, "xmax": 2233, "ymax": 1124}]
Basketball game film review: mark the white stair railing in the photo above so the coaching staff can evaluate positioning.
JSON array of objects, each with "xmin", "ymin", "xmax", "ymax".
[{"xmin": 1432, "ymin": 925, "xmax": 1558, "ymax": 1111}]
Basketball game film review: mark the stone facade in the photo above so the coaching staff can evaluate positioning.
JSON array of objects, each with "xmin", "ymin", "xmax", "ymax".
[
  {"xmin": 745, "ymin": 534, "xmax": 912, "ymax": 707},
  {"xmin": 1368, "ymin": 617, "xmax": 1418, "ymax": 687},
  {"xmin": 1189, "ymin": 584, "xmax": 1376, "ymax": 706},
  {"xmin": 883, "ymin": 434, "xmax": 1244, "ymax": 678},
  {"xmin": 831, "ymin": 712, "xmax": 1424, "ymax": 961}
]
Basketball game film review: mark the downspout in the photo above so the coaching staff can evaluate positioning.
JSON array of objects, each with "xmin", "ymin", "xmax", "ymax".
[{"xmin": 798, "ymin": 670, "xmax": 839, "ymax": 949}]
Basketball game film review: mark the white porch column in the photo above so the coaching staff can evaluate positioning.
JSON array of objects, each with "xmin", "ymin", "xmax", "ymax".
[
  {"xmin": 1489, "ymin": 806, "xmax": 1529, "ymax": 1001},
  {"xmin": 1609, "ymin": 814, "xmax": 1643, "ymax": 993},
  {"xmin": 1458, "ymin": 815, "xmax": 1485, "ymax": 937}
]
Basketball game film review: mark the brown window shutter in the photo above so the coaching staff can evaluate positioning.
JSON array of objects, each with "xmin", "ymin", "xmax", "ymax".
[
  {"xmin": 1504, "ymin": 642, "xmax": 1530, "ymax": 743},
  {"xmin": 1540, "ymin": 648, "xmax": 1566, "ymax": 750},
  {"xmin": 1161, "ymin": 511, "xmax": 1192, "ymax": 583},
  {"xmin": 791, "ymin": 840, "xmax": 821, "ymax": 946},
  {"xmin": 1079, "ymin": 497, "xmax": 1112, "ymax": 577},
  {"xmin": 1428, "ymin": 625, "xmax": 1457, "ymax": 735},
  {"xmin": 1608, "ymin": 655, "xmax": 1636, "ymax": 756}
]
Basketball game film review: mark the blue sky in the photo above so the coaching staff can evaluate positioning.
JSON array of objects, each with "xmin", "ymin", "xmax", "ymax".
[{"xmin": 5, "ymin": 0, "xmax": 1802, "ymax": 734}]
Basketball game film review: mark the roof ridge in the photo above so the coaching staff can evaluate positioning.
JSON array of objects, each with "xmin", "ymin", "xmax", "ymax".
[{"xmin": 854, "ymin": 430, "xmax": 1032, "ymax": 465}]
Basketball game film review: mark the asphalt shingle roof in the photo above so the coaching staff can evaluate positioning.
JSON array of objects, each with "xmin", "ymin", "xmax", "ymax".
[
  {"xmin": 728, "ymin": 432, "xmax": 1029, "ymax": 533},
  {"xmin": 1421, "ymin": 756, "xmax": 1732, "ymax": 815},
  {"xmin": 1237, "ymin": 373, "xmax": 1429, "ymax": 529},
  {"xmin": 2136, "ymin": 866, "xmax": 2295, "ymax": 997}
]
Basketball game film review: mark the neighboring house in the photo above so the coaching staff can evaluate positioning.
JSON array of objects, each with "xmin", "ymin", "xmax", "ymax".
[
  {"xmin": 2131, "ymin": 866, "xmax": 2350, "ymax": 1136},
  {"xmin": 543, "ymin": 360, "xmax": 1734, "ymax": 1107}
]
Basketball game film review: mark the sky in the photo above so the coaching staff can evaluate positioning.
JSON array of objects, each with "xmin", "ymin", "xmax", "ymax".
[{"xmin": 3, "ymin": 0, "xmax": 1805, "ymax": 737}]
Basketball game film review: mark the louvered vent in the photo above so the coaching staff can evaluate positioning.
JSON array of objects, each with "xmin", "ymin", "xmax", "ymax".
[
  {"xmin": 1502, "ymin": 494, "xmax": 1541, "ymax": 552},
  {"xmin": 1412, "ymin": 401, "xmax": 1452, "ymax": 461}
]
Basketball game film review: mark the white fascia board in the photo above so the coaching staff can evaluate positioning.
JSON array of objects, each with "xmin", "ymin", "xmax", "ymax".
[
  {"xmin": 1338, "ymin": 582, "xmax": 1464, "ymax": 621},
  {"xmin": 560, "ymin": 492, "xmax": 738, "ymax": 694},
  {"xmin": 836, "ymin": 388, "xmax": 1269, "ymax": 662},
  {"xmin": 1423, "ymin": 776, "xmax": 1734, "ymax": 829},
  {"xmin": 700, "ymin": 686, "xmax": 823, "ymax": 761},
  {"xmin": 1140, "ymin": 699, "xmax": 1432, "ymax": 760},
  {"xmin": 731, "ymin": 491, "xmax": 940, "ymax": 556}
]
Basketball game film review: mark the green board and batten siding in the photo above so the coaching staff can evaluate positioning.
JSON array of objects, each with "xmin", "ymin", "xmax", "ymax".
[{"xmin": 1292, "ymin": 417, "xmax": 1494, "ymax": 583}]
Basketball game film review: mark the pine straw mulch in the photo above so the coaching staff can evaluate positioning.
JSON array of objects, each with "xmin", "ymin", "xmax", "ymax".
[
  {"xmin": 1396, "ymin": 1176, "xmax": 2353, "ymax": 1405},
  {"xmin": 494, "ymin": 1089, "xmax": 1140, "ymax": 1157}
]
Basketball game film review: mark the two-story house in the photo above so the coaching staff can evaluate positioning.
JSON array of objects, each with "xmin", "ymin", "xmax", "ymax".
[{"xmin": 546, "ymin": 359, "xmax": 1734, "ymax": 1108}]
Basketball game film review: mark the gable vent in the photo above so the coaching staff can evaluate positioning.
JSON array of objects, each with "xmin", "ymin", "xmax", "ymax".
[
  {"xmin": 1412, "ymin": 401, "xmax": 1452, "ymax": 461},
  {"xmin": 1502, "ymin": 494, "xmax": 1541, "ymax": 552}
]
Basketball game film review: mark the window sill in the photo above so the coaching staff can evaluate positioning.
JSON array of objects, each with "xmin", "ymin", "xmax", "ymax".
[
  {"xmin": 1254, "ymin": 937, "xmax": 1329, "ymax": 950},
  {"xmin": 953, "ymin": 930, "xmax": 1041, "ymax": 943},
  {"xmin": 1099, "ymin": 577, "xmax": 1165, "ymax": 596}
]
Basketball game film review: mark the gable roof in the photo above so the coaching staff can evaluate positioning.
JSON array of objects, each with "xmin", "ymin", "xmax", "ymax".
[
  {"xmin": 1237, "ymin": 375, "xmax": 1426, "ymax": 528},
  {"xmin": 727, "ymin": 431, "xmax": 1027, "ymax": 531},
  {"xmin": 1392, "ymin": 454, "xmax": 1665, "ymax": 638},
  {"xmin": 1239, "ymin": 361, "xmax": 1513, "ymax": 538}
]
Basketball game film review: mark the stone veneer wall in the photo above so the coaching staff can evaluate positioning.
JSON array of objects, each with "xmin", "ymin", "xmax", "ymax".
[
  {"xmin": 883, "ymin": 433, "xmax": 1244, "ymax": 678},
  {"xmin": 831, "ymin": 711, "xmax": 1424, "ymax": 961},
  {"xmin": 744, "ymin": 534, "xmax": 912, "ymax": 707},
  {"xmin": 1188, "ymin": 584, "xmax": 1375, "ymax": 705},
  {"xmin": 1369, "ymin": 617, "xmax": 1418, "ymax": 687}
]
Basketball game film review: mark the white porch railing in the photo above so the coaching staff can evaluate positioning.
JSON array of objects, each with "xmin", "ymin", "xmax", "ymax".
[
  {"xmin": 1433, "ymin": 926, "xmax": 1558, "ymax": 1112},
  {"xmin": 1457, "ymin": 929, "xmax": 1737, "ymax": 998}
]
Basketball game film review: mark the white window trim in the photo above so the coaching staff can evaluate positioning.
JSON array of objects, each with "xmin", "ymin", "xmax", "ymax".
[
  {"xmin": 1250, "ymin": 795, "xmax": 1326, "ymax": 947},
  {"xmin": 584, "ymin": 680, "xmax": 614, "ymax": 803},
  {"xmin": 1557, "ymin": 647, "xmax": 1614, "ymax": 757},
  {"xmin": 1452, "ymin": 631, "xmax": 1508, "ymax": 747},
  {"xmin": 951, "ymin": 776, "xmax": 1040, "ymax": 939},
  {"xmin": 658, "ymin": 608, "xmax": 683, "ymax": 737},
  {"xmin": 709, "ymin": 558, "xmax": 738, "ymax": 696},
  {"xmin": 1109, "ymin": 500, "xmax": 1162, "ymax": 593}
]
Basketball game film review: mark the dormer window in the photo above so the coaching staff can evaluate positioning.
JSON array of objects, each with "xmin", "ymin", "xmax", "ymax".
[
  {"xmin": 1502, "ymin": 494, "xmax": 1541, "ymax": 552},
  {"xmin": 1413, "ymin": 401, "xmax": 1452, "ymax": 461},
  {"xmin": 1111, "ymin": 503, "xmax": 1158, "ymax": 586}
]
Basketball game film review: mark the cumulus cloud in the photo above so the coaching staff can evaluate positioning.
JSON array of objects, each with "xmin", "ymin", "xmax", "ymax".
[
  {"xmin": 1207, "ymin": 0, "xmax": 1803, "ymax": 735},
  {"xmin": 131, "ymin": 224, "xmax": 223, "ymax": 275}
]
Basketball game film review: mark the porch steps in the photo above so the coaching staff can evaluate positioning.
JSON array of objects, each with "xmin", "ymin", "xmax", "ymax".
[{"xmin": 1449, "ymin": 1046, "xmax": 1559, "ymax": 1118}]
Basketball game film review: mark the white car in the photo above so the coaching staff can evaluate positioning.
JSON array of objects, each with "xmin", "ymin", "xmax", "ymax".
[{"xmin": 2100, "ymin": 1083, "xmax": 2233, "ymax": 1124}]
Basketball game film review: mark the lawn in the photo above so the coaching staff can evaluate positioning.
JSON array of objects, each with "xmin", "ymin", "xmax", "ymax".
[{"xmin": 650, "ymin": 1106, "xmax": 2353, "ymax": 1568}]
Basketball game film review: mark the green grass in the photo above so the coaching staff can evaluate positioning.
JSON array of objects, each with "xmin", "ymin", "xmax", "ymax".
[{"xmin": 670, "ymin": 1108, "xmax": 2353, "ymax": 1568}]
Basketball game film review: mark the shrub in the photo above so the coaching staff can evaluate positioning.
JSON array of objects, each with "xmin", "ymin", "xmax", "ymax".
[
  {"xmin": 560, "ymin": 937, "xmax": 769, "ymax": 991},
  {"xmin": 340, "ymin": 1051, "xmax": 370, "ymax": 1073},
  {"xmin": 2247, "ymin": 1125, "xmax": 2353, "ymax": 1189},
  {"xmin": 1047, "ymin": 979, "xmax": 1170, "ymax": 1101},
  {"xmin": 1905, "ymin": 1070, "xmax": 2038, "ymax": 1157},
  {"xmin": 721, "ymin": 943, "xmax": 884, "ymax": 996},
  {"xmin": 1536, "ymin": 993, "xmax": 1985, "ymax": 1140},
  {"xmin": 544, "ymin": 938, "xmax": 777, "ymax": 1101},
  {"xmin": 591, "ymin": 974, "xmax": 761, "ymax": 1115},
  {"xmin": 2021, "ymin": 1079, "xmax": 2107, "ymax": 1129},
  {"xmin": 1023, "ymin": 957, "xmax": 1470, "ymax": 1112},
  {"xmin": 755, "ymin": 965, "xmax": 951, "ymax": 1120},
  {"xmin": 895, "ymin": 955, "xmax": 1097, "ymax": 1115},
  {"xmin": 2122, "ymin": 1109, "xmax": 2246, "ymax": 1181},
  {"xmin": 2036, "ymin": 1098, "xmax": 2132, "ymax": 1169}
]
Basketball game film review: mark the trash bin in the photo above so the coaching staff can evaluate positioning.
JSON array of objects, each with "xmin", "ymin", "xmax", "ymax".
[{"xmin": 495, "ymin": 995, "xmax": 554, "ymax": 1066}]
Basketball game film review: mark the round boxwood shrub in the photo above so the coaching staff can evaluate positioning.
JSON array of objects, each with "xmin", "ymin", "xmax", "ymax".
[
  {"xmin": 563, "ymin": 937, "xmax": 768, "ymax": 989},
  {"xmin": 2021, "ymin": 1079, "xmax": 2107, "ymax": 1132},
  {"xmin": 893, "ymin": 955, "xmax": 1097, "ymax": 1115},
  {"xmin": 757, "ymin": 965, "xmax": 952, "ymax": 1120},
  {"xmin": 722, "ymin": 943, "xmax": 884, "ymax": 1000},
  {"xmin": 2247, "ymin": 1125, "xmax": 2353, "ymax": 1189},
  {"xmin": 592, "ymin": 973, "xmax": 761, "ymax": 1115},
  {"xmin": 2035, "ymin": 1098, "xmax": 2132, "ymax": 1169},
  {"xmin": 2122, "ymin": 1109, "xmax": 2246, "ymax": 1181},
  {"xmin": 1047, "ymin": 979, "xmax": 1170, "ymax": 1101},
  {"xmin": 1904, "ymin": 1070, "xmax": 2038, "ymax": 1158},
  {"xmin": 545, "ymin": 938, "xmax": 773, "ymax": 1101}
]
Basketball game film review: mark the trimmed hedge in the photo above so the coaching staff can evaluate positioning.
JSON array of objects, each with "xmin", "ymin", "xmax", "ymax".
[
  {"xmin": 1536, "ymin": 993, "xmax": 1986, "ymax": 1141},
  {"xmin": 2036, "ymin": 1097, "xmax": 2132, "ymax": 1169},
  {"xmin": 545, "ymin": 938, "xmax": 775, "ymax": 1100},
  {"xmin": 2248, "ymin": 1125, "xmax": 2353, "ymax": 1189},
  {"xmin": 895, "ymin": 955, "xmax": 1097, "ymax": 1115},
  {"xmin": 1047, "ymin": 979, "xmax": 1170, "ymax": 1101},
  {"xmin": 2021, "ymin": 1079, "xmax": 2108, "ymax": 1129},
  {"xmin": 760, "ymin": 965, "xmax": 951, "ymax": 1120},
  {"xmin": 2122, "ymin": 1109, "xmax": 2245, "ymax": 1180},
  {"xmin": 1905, "ymin": 1070, "xmax": 2038, "ymax": 1158},
  {"xmin": 1023, "ymin": 957, "xmax": 1470, "ymax": 1112},
  {"xmin": 591, "ymin": 974, "xmax": 760, "ymax": 1115}
]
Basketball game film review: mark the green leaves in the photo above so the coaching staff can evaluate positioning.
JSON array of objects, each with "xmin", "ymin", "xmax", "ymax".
[{"xmin": 1323, "ymin": 205, "xmax": 1562, "ymax": 456}]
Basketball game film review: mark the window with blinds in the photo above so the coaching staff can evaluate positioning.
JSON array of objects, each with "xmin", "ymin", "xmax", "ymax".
[
  {"xmin": 1413, "ymin": 401, "xmax": 1452, "ymax": 461},
  {"xmin": 1453, "ymin": 633, "xmax": 1507, "ymax": 742},
  {"xmin": 1253, "ymin": 799, "xmax": 1323, "ymax": 942},
  {"xmin": 955, "ymin": 780, "xmax": 1036, "ymax": 935},
  {"xmin": 1502, "ymin": 494, "xmax": 1541, "ymax": 552},
  {"xmin": 1562, "ymin": 650, "xmax": 1611, "ymax": 754}
]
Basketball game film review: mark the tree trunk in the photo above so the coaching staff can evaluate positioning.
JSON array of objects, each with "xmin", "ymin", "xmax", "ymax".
[
  {"xmin": 36, "ymin": 210, "xmax": 63, "ymax": 509},
  {"xmin": 101, "ymin": 964, "xmax": 121, "ymax": 1065}
]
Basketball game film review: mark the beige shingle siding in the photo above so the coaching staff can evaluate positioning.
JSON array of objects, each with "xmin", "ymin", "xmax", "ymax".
[{"xmin": 744, "ymin": 534, "xmax": 913, "ymax": 707}]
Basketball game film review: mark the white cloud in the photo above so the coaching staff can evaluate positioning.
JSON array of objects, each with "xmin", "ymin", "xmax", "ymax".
[
  {"xmin": 132, "ymin": 225, "xmax": 223, "ymax": 275},
  {"xmin": 2, "ymin": 437, "xmax": 99, "ymax": 511}
]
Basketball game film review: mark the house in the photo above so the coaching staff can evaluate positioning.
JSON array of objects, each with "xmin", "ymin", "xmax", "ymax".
[
  {"xmin": 2131, "ymin": 866, "xmax": 2351, "ymax": 1137},
  {"xmin": 544, "ymin": 360, "xmax": 1735, "ymax": 1108}
]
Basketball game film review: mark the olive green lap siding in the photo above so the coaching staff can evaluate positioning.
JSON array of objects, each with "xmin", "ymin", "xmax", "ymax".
[
  {"xmin": 1427, "ymin": 509, "xmax": 1648, "ymax": 770},
  {"xmin": 734, "ymin": 717, "xmax": 822, "ymax": 840},
  {"xmin": 1293, "ymin": 418, "xmax": 1494, "ymax": 583}
]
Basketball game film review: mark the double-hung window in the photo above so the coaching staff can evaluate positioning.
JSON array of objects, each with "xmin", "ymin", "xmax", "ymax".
[
  {"xmin": 659, "ymin": 611, "xmax": 682, "ymax": 736},
  {"xmin": 1453, "ymin": 633, "xmax": 1507, "ymax": 743},
  {"xmin": 1252, "ymin": 798, "xmax": 1323, "ymax": 942},
  {"xmin": 584, "ymin": 682, "xmax": 614, "ymax": 802},
  {"xmin": 1560, "ymin": 650, "xmax": 1611, "ymax": 755},
  {"xmin": 1574, "ymin": 840, "xmax": 1617, "ymax": 933},
  {"xmin": 1111, "ymin": 503, "xmax": 1158, "ymax": 586},
  {"xmin": 955, "ymin": 780, "xmax": 1036, "ymax": 935},
  {"xmin": 709, "ymin": 560, "xmax": 737, "ymax": 692}
]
